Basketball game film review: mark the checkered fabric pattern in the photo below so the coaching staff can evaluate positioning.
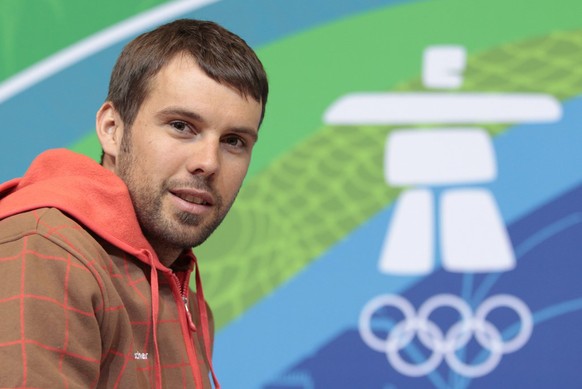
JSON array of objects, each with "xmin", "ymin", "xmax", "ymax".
[{"xmin": 0, "ymin": 208, "xmax": 212, "ymax": 388}]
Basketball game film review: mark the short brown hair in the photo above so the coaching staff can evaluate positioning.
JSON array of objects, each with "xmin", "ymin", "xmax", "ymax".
[{"xmin": 106, "ymin": 19, "xmax": 269, "ymax": 128}]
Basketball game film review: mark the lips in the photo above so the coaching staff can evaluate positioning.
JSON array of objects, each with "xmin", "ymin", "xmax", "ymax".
[
  {"xmin": 170, "ymin": 189, "xmax": 213, "ymax": 206},
  {"xmin": 176, "ymin": 193, "xmax": 208, "ymax": 205}
]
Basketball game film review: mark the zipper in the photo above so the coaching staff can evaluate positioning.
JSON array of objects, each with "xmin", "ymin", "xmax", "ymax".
[
  {"xmin": 167, "ymin": 270, "xmax": 206, "ymax": 389},
  {"xmin": 172, "ymin": 273, "xmax": 197, "ymax": 332}
]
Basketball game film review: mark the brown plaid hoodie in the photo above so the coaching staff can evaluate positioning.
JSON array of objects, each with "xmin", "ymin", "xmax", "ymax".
[{"xmin": 0, "ymin": 149, "xmax": 219, "ymax": 388}]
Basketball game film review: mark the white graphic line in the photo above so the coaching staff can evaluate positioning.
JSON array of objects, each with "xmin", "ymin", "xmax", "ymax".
[
  {"xmin": 324, "ymin": 93, "xmax": 562, "ymax": 125},
  {"xmin": 0, "ymin": 0, "xmax": 220, "ymax": 104}
]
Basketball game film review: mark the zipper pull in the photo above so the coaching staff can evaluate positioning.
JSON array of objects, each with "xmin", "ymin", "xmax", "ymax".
[{"xmin": 182, "ymin": 296, "xmax": 197, "ymax": 332}]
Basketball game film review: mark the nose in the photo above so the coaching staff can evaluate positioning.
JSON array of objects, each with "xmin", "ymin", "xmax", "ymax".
[{"xmin": 185, "ymin": 136, "xmax": 220, "ymax": 177}]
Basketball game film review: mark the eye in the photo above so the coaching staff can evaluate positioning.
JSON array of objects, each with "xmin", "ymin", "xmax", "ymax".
[
  {"xmin": 170, "ymin": 121, "xmax": 191, "ymax": 133},
  {"xmin": 223, "ymin": 135, "xmax": 245, "ymax": 149}
]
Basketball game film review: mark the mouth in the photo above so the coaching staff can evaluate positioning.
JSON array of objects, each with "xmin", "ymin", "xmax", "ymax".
[{"xmin": 170, "ymin": 189, "xmax": 213, "ymax": 206}]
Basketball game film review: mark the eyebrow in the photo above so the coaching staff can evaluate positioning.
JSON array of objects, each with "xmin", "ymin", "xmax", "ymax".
[{"xmin": 158, "ymin": 107, "xmax": 259, "ymax": 143}]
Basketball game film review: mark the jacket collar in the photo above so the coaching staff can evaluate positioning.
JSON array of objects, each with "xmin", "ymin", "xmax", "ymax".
[{"xmin": 0, "ymin": 148, "xmax": 179, "ymax": 271}]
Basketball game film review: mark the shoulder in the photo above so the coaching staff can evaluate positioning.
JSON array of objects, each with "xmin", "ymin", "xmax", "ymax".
[
  {"xmin": 0, "ymin": 208, "xmax": 123, "ymax": 321},
  {"xmin": 1, "ymin": 207, "xmax": 84, "ymax": 239},
  {"xmin": 0, "ymin": 208, "xmax": 116, "ymax": 300},
  {"xmin": 0, "ymin": 208, "xmax": 106, "ymax": 261}
]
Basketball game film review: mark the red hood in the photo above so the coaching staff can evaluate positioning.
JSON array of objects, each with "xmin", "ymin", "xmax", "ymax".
[{"xmin": 0, "ymin": 148, "xmax": 166, "ymax": 270}]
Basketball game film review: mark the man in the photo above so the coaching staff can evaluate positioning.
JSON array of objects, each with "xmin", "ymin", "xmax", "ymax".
[{"xmin": 0, "ymin": 19, "xmax": 268, "ymax": 388}]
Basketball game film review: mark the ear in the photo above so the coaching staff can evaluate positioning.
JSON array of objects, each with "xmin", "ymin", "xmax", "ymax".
[{"xmin": 96, "ymin": 102, "xmax": 124, "ymax": 164}]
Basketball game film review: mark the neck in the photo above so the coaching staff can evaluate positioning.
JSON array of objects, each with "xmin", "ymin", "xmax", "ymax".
[{"xmin": 150, "ymin": 241, "xmax": 183, "ymax": 268}]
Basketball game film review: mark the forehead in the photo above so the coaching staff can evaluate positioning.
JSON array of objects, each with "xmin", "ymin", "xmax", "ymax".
[
  {"xmin": 147, "ymin": 55, "xmax": 235, "ymax": 101},
  {"xmin": 140, "ymin": 54, "xmax": 262, "ymax": 127},
  {"xmin": 148, "ymin": 54, "xmax": 248, "ymax": 101}
]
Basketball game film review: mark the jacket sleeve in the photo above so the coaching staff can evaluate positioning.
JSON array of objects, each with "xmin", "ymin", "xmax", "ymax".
[{"xmin": 0, "ymin": 231, "xmax": 104, "ymax": 388}]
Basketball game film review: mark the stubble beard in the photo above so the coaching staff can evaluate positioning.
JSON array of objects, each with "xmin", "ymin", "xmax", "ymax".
[{"xmin": 116, "ymin": 131, "xmax": 234, "ymax": 255}]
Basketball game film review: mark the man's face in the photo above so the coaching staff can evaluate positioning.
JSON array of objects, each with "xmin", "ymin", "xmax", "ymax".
[{"xmin": 114, "ymin": 54, "xmax": 262, "ymax": 261}]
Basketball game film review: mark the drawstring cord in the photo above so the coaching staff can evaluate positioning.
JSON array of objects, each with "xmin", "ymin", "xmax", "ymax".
[
  {"xmin": 149, "ymin": 254, "xmax": 220, "ymax": 388},
  {"xmin": 147, "ymin": 251, "xmax": 219, "ymax": 389},
  {"xmin": 150, "ymin": 265, "xmax": 163, "ymax": 389},
  {"xmin": 193, "ymin": 259, "xmax": 220, "ymax": 388}
]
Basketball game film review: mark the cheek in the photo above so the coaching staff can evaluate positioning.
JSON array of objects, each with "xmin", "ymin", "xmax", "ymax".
[
  {"xmin": 221, "ymin": 159, "xmax": 250, "ymax": 194},
  {"xmin": 137, "ymin": 139, "xmax": 178, "ymax": 172}
]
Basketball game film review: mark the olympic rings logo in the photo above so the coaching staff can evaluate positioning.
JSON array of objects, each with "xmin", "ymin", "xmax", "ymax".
[{"xmin": 358, "ymin": 294, "xmax": 533, "ymax": 378}]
